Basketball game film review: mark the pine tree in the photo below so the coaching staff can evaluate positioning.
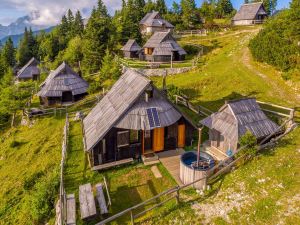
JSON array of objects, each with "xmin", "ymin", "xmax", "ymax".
[
  {"xmin": 181, "ymin": 0, "xmax": 199, "ymax": 29},
  {"xmin": 144, "ymin": 0, "xmax": 157, "ymax": 13},
  {"xmin": 156, "ymin": 0, "xmax": 168, "ymax": 14},
  {"xmin": 100, "ymin": 49, "xmax": 121, "ymax": 81},
  {"xmin": 73, "ymin": 11, "xmax": 84, "ymax": 36},
  {"xmin": 216, "ymin": 0, "xmax": 234, "ymax": 17},
  {"xmin": 1, "ymin": 37, "xmax": 15, "ymax": 67},
  {"xmin": 17, "ymin": 28, "xmax": 31, "ymax": 66},
  {"xmin": 83, "ymin": 1, "xmax": 112, "ymax": 73}
]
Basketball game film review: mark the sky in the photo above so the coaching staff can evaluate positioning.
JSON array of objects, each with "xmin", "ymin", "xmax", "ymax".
[{"xmin": 0, "ymin": 0, "xmax": 292, "ymax": 26}]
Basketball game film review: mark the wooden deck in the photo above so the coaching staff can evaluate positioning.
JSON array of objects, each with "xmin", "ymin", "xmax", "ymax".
[
  {"xmin": 157, "ymin": 149, "xmax": 185, "ymax": 185},
  {"xmin": 79, "ymin": 183, "xmax": 97, "ymax": 220},
  {"xmin": 95, "ymin": 183, "xmax": 108, "ymax": 215},
  {"xmin": 92, "ymin": 158, "xmax": 134, "ymax": 171},
  {"xmin": 66, "ymin": 194, "xmax": 76, "ymax": 225}
]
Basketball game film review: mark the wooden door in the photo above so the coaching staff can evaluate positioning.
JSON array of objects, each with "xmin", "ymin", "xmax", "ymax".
[
  {"xmin": 152, "ymin": 128, "xmax": 164, "ymax": 152},
  {"xmin": 178, "ymin": 124, "xmax": 186, "ymax": 148},
  {"xmin": 143, "ymin": 130, "xmax": 152, "ymax": 153}
]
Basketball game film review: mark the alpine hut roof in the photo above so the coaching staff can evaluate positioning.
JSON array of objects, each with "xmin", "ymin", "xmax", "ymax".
[
  {"xmin": 201, "ymin": 98, "xmax": 280, "ymax": 140},
  {"xmin": 233, "ymin": 2, "xmax": 267, "ymax": 21},
  {"xmin": 140, "ymin": 11, "xmax": 174, "ymax": 28},
  {"xmin": 17, "ymin": 57, "xmax": 40, "ymax": 79},
  {"xmin": 38, "ymin": 62, "xmax": 89, "ymax": 97},
  {"xmin": 121, "ymin": 39, "xmax": 142, "ymax": 52},
  {"xmin": 83, "ymin": 69, "xmax": 192, "ymax": 152},
  {"xmin": 144, "ymin": 31, "xmax": 187, "ymax": 56}
]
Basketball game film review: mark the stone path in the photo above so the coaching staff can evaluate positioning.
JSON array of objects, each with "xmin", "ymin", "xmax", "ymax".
[
  {"xmin": 157, "ymin": 149, "xmax": 185, "ymax": 185},
  {"xmin": 151, "ymin": 165, "xmax": 162, "ymax": 178}
]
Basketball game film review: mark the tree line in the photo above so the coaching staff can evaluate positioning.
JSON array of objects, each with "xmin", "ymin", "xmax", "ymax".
[{"xmin": 249, "ymin": 0, "xmax": 300, "ymax": 80}]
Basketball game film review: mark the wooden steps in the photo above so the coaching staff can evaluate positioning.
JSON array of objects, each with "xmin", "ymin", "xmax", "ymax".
[
  {"xmin": 92, "ymin": 158, "xmax": 134, "ymax": 171},
  {"xmin": 204, "ymin": 147, "xmax": 228, "ymax": 161},
  {"xmin": 66, "ymin": 194, "xmax": 76, "ymax": 225}
]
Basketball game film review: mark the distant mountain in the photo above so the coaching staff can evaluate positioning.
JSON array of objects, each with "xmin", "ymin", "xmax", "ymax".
[
  {"xmin": 0, "ymin": 11, "xmax": 52, "ymax": 40},
  {"xmin": 0, "ymin": 26, "xmax": 55, "ymax": 47}
]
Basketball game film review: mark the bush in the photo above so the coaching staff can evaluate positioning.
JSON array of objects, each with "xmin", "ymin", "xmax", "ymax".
[
  {"xmin": 167, "ymin": 84, "xmax": 184, "ymax": 102},
  {"xmin": 238, "ymin": 131, "xmax": 257, "ymax": 158},
  {"xmin": 30, "ymin": 169, "xmax": 59, "ymax": 223}
]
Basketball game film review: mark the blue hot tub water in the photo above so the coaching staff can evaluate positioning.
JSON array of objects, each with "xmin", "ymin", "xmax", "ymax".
[{"xmin": 181, "ymin": 151, "xmax": 215, "ymax": 171}]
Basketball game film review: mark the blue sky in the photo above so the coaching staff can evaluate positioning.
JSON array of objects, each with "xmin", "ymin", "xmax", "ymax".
[{"xmin": 0, "ymin": 0, "xmax": 292, "ymax": 26}]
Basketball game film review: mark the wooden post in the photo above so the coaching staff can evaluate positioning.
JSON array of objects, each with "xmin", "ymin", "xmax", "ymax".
[
  {"xmin": 170, "ymin": 53, "xmax": 173, "ymax": 69},
  {"xmin": 175, "ymin": 95, "xmax": 178, "ymax": 105},
  {"xmin": 176, "ymin": 187, "xmax": 180, "ymax": 204},
  {"xmin": 130, "ymin": 210, "xmax": 134, "ymax": 225},
  {"xmin": 197, "ymin": 128, "xmax": 203, "ymax": 167}
]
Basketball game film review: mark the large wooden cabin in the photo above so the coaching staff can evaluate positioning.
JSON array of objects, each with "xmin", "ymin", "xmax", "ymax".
[
  {"xmin": 232, "ymin": 2, "xmax": 268, "ymax": 25},
  {"xmin": 83, "ymin": 69, "xmax": 196, "ymax": 170},
  {"xmin": 38, "ymin": 62, "xmax": 89, "ymax": 106},
  {"xmin": 201, "ymin": 98, "xmax": 281, "ymax": 156},
  {"xmin": 16, "ymin": 57, "xmax": 40, "ymax": 81},
  {"xmin": 139, "ymin": 11, "xmax": 174, "ymax": 35}
]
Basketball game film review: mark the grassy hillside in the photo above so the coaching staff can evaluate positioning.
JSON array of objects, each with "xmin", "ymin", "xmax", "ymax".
[{"xmin": 0, "ymin": 116, "xmax": 65, "ymax": 225}]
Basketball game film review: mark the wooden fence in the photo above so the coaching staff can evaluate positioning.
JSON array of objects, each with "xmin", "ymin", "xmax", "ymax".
[
  {"xmin": 56, "ymin": 114, "xmax": 69, "ymax": 225},
  {"xmin": 175, "ymin": 29, "xmax": 207, "ymax": 37}
]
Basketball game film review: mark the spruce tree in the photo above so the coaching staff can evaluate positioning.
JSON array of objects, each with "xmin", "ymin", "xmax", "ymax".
[
  {"xmin": 83, "ymin": 1, "xmax": 112, "ymax": 73},
  {"xmin": 17, "ymin": 28, "xmax": 31, "ymax": 66},
  {"xmin": 156, "ymin": 0, "xmax": 168, "ymax": 14},
  {"xmin": 181, "ymin": 0, "xmax": 199, "ymax": 29},
  {"xmin": 73, "ymin": 11, "xmax": 84, "ymax": 36},
  {"xmin": 1, "ymin": 37, "xmax": 16, "ymax": 67}
]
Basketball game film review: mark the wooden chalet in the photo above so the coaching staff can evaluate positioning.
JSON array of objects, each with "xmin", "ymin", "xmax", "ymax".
[
  {"xmin": 16, "ymin": 57, "xmax": 40, "ymax": 81},
  {"xmin": 141, "ymin": 31, "xmax": 187, "ymax": 62},
  {"xmin": 201, "ymin": 98, "xmax": 280, "ymax": 156},
  {"xmin": 83, "ymin": 69, "xmax": 196, "ymax": 170},
  {"xmin": 139, "ymin": 11, "xmax": 174, "ymax": 35},
  {"xmin": 38, "ymin": 62, "xmax": 89, "ymax": 106},
  {"xmin": 232, "ymin": 2, "xmax": 268, "ymax": 25},
  {"xmin": 121, "ymin": 39, "xmax": 142, "ymax": 59}
]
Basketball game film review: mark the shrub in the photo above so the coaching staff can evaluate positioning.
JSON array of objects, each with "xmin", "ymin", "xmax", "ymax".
[{"xmin": 239, "ymin": 131, "xmax": 257, "ymax": 158}]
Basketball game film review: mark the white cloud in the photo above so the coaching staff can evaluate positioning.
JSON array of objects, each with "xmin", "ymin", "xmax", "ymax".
[{"xmin": 1, "ymin": 0, "xmax": 122, "ymax": 26}]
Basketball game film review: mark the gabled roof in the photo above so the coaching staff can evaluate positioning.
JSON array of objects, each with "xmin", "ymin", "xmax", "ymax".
[
  {"xmin": 38, "ymin": 62, "xmax": 89, "ymax": 97},
  {"xmin": 121, "ymin": 39, "xmax": 142, "ymax": 52},
  {"xmin": 201, "ymin": 98, "xmax": 280, "ymax": 140},
  {"xmin": 233, "ymin": 2, "xmax": 267, "ymax": 21},
  {"xmin": 140, "ymin": 11, "xmax": 174, "ymax": 28},
  {"xmin": 17, "ymin": 57, "xmax": 40, "ymax": 79},
  {"xmin": 83, "ymin": 69, "xmax": 151, "ymax": 151},
  {"xmin": 144, "ymin": 32, "xmax": 187, "ymax": 55},
  {"xmin": 83, "ymin": 69, "xmax": 195, "ymax": 152}
]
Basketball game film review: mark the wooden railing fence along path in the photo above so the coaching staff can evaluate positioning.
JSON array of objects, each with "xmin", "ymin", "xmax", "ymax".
[{"xmin": 55, "ymin": 114, "xmax": 69, "ymax": 225}]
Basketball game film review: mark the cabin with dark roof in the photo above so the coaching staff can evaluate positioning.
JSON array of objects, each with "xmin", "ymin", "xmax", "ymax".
[
  {"xmin": 16, "ymin": 57, "xmax": 40, "ymax": 81},
  {"xmin": 83, "ymin": 69, "xmax": 196, "ymax": 170},
  {"xmin": 232, "ymin": 2, "xmax": 268, "ymax": 25},
  {"xmin": 140, "ymin": 11, "xmax": 174, "ymax": 35},
  {"xmin": 201, "ymin": 98, "xmax": 280, "ymax": 156},
  {"xmin": 121, "ymin": 39, "xmax": 142, "ymax": 59},
  {"xmin": 141, "ymin": 31, "xmax": 187, "ymax": 62},
  {"xmin": 38, "ymin": 62, "xmax": 89, "ymax": 106}
]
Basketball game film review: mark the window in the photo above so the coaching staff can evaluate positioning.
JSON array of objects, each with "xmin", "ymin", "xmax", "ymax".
[
  {"xmin": 117, "ymin": 131, "xmax": 129, "ymax": 147},
  {"xmin": 130, "ymin": 130, "xmax": 139, "ymax": 143}
]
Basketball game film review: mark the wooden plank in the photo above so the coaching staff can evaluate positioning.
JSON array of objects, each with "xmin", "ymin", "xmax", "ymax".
[
  {"xmin": 96, "ymin": 184, "xmax": 108, "ymax": 214},
  {"xmin": 92, "ymin": 158, "xmax": 134, "ymax": 171},
  {"xmin": 79, "ymin": 183, "xmax": 97, "ymax": 220},
  {"xmin": 66, "ymin": 194, "xmax": 76, "ymax": 225}
]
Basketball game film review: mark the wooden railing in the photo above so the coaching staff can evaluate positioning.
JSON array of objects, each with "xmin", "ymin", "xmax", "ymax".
[{"xmin": 56, "ymin": 114, "xmax": 69, "ymax": 225}]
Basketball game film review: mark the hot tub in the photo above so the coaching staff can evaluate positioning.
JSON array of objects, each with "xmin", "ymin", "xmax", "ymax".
[{"xmin": 180, "ymin": 151, "xmax": 215, "ymax": 190}]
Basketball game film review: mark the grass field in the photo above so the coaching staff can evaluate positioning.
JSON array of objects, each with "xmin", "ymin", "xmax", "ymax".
[
  {"xmin": 64, "ymin": 121, "xmax": 177, "ymax": 225},
  {"xmin": 0, "ymin": 116, "xmax": 65, "ymax": 225}
]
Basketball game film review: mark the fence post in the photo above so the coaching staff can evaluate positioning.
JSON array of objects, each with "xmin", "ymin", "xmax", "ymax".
[
  {"xmin": 130, "ymin": 210, "xmax": 134, "ymax": 225},
  {"xmin": 176, "ymin": 186, "xmax": 180, "ymax": 204},
  {"xmin": 175, "ymin": 95, "xmax": 178, "ymax": 105}
]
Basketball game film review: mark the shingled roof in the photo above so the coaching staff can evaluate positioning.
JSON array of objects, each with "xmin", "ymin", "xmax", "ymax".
[
  {"xmin": 17, "ymin": 57, "xmax": 40, "ymax": 79},
  {"xmin": 38, "ymin": 62, "xmax": 88, "ymax": 97},
  {"xmin": 233, "ymin": 2, "xmax": 267, "ymax": 21},
  {"xmin": 83, "ymin": 69, "xmax": 193, "ymax": 152},
  {"xmin": 144, "ymin": 32, "xmax": 187, "ymax": 56},
  {"xmin": 201, "ymin": 98, "xmax": 280, "ymax": 140},
  {"xmin": 121, "ymin": 39, "xmax": 142, "ymax": 52},
  {"xmin": 140, "ymin": 11, "xmax": 174, "ymax": 28}
]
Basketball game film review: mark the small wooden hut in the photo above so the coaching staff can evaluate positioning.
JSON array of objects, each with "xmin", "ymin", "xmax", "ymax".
[
  {"xmin": 232, "ymin": 2, "xmax": 268, "ymax": 25},
  {"xmin": 16, "ymin": 57, "xmax": 40, "ymax": 81},
  {"xmin": 141, "ymin": 31, "xmax": 187, "ymax": 62},
  {"xmin": 38, "ymin": 62, "xmax": 89, "ymax": 106},
  {"xmin": 121, "ymin": 39, "xmax": 142, "ymax": 59},
  {"xmin": 83, "ymin": 69, "xmax": 196, "ymax": 170},
  {"xmin": 201, "ymin": 98, "xmax": 280, "ymax": 156},
  {"xmin": 139, "ymin": 11, "xmax": 174, "ymax": 35}
]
